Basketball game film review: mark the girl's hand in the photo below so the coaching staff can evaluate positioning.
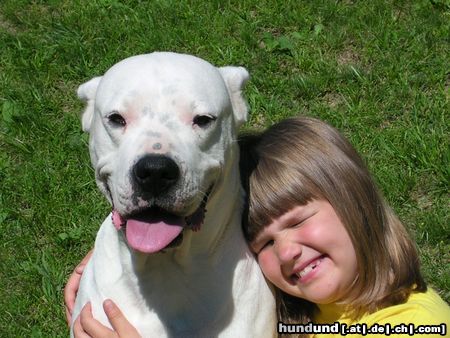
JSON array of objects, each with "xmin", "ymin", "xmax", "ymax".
[
  {"xmin": 64, "ymin": 249, "xmax": 93, "ymax": 325},
  {"xmin": 73, "ymin": 300, "xmax": 141, "ymax": 338}
]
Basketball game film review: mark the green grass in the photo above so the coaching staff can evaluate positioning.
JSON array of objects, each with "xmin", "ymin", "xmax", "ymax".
[{"xmin": 0, "ymin": 0, "xmax": 448, "ymax": 336}]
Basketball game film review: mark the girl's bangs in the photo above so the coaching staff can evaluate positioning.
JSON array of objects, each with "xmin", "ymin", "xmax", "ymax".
[{"xmin": 246, "ymin": 157, "xmax": 319, "ymax": 242}]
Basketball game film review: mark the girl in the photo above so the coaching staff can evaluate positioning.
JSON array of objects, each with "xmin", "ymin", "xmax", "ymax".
[
  {"xmin": 67, "ymin": 116, "xmax": 450, "ymax": 337},
  {"xmin": 240, "ymin": 116, "xmax": 449, "ymax": 336}
]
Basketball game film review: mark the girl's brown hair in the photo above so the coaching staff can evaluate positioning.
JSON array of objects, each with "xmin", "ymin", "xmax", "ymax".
[{"xmin": 239, "ymin": 116, "xmax": 426, "ymax": 327}]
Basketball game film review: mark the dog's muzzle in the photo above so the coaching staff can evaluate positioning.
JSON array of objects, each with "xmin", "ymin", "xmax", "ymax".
[{"xmin": 111, "ymin": 154, "xmax": 212, "ymax": 254}]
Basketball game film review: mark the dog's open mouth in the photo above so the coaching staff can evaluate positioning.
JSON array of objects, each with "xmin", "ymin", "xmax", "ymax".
[{"xmin": 111, "ymin": 191, "xmax": 210, "ymax": 254}]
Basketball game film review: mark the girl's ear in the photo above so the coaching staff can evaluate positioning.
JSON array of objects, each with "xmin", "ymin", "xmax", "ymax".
[
  {"xmin": 218, "ymin": 66, "xmax": 250, "ymax": 129},
  {"xmin": 77, "ymin": 76, "xmax": 102, "ymax": 133}
]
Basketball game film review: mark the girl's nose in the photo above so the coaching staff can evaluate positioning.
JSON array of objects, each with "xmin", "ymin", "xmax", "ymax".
[{"xmin": 275, "ymin": 238, "xmax": 302, "ymax": 264}]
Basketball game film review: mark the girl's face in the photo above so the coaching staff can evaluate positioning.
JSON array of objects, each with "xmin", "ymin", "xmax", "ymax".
[{"xmin": 250, "ymin": 199, "xmax": 358, "ymax": 305}]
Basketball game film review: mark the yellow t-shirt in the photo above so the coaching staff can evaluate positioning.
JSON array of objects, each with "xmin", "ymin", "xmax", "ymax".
[{"xmin": 311, "ymin": 289, "xmax": 450, "ymax": 337}]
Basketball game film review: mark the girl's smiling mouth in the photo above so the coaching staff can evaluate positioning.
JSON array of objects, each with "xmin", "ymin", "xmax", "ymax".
[{"xmin": 291, "ymin": 255, "xmax": 327, "ymax": 284}]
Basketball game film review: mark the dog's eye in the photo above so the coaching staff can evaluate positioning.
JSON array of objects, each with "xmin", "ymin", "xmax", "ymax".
[
  {"xmin": 193, "ymin": 114, "xmax": 216, "ymax": 128},
  {"xmin": 108, "ymin": 112, "xmax": 126, "ymax": 127}
]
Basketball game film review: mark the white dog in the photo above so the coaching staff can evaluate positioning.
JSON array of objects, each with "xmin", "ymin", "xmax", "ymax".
[{"xmin": 71, "ymin": 52, "xmax": 276, "ymax": 337}]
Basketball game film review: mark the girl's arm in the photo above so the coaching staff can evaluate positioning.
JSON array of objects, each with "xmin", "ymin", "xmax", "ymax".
[{"xmin": 65, "ymin": 249, "xmax": 93, "ymax": 325}]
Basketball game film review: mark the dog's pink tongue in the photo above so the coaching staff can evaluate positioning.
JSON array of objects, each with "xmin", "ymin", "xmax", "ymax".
[{"xmin": 126, "ymin": 219, "xmax": 183, "ymax": 254}]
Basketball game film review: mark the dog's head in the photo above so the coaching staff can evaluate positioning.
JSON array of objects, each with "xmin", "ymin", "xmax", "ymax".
[{"xmin": 77, "ymin": 52, "xmax": 249, "ymax": 254}]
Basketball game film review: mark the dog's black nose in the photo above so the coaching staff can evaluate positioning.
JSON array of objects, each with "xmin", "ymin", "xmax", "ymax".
[{"xmin": 132, "ymin": 155, "xmax": 180, "ymax": 196}]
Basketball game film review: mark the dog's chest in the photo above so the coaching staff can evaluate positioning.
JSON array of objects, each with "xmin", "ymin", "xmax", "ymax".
[{"xmin": 133, "ymin": 254, "xmax": 236, "ymax": 328}]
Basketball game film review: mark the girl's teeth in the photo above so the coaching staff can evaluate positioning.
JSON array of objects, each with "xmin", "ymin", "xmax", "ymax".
[{"xmin": 297, "ymin": 257, "xmax": 323, "ymax": 278}]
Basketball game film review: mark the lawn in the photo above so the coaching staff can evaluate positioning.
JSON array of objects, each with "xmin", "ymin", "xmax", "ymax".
[{"xmin": 0, "ymin": 0, "xmax": 448, "ymax": 336}]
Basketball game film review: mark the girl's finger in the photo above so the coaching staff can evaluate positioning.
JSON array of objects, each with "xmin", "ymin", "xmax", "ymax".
[
  {"xmin": 80, "ymin": 302, "xmax": 117, "ymax": 338},
  {"xmin": 73, "ymin": 313, "xmax": 92, "ymax": 338},
  {"xmin": 103, "ymin": 300, "xmax": 141, "ymax": 338}
]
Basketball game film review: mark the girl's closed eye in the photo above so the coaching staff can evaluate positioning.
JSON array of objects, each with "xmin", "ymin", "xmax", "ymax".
[
  {"xmin": 252, "ymin": 238, "xmax": 273, "ymax": 255},
  {"xmin": 259, "ymin": 239, "xmax": 274, "ymax": 252},
  {"xmin": 288, "ymin": 217, "xmax": 308, "ymax": 229},
  {"xmin": 287, "ymin": 211, "xmax": 317, "ymax": 229},
  {"xmin": 252, "ymin": 209, "xmax": 317, "ymax": 255}
]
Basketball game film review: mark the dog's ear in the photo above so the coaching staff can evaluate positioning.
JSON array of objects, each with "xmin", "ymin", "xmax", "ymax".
[
  {"xmin": 77, "ymin": 76, "xmax": 102, "ymax": 133},
  {"xmin": 218, "ymin": 66, "xmax": 250, "ymax": 129}
]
